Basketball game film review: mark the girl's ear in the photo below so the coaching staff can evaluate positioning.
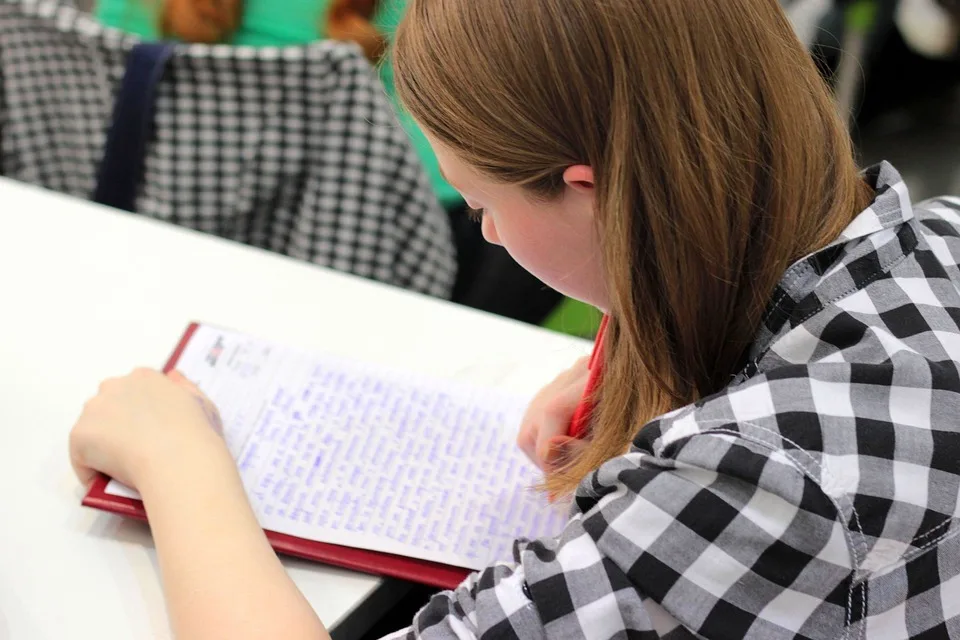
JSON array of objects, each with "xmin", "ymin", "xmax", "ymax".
[
  {"xmin": 326, "ymin": 0, "xmax": 387, "ymax": 63},
  {"xmin": 160, "ymin": 0, "xmax": 244, "ymax": 44},
  {"xmin": 562, "ymin": 165, "xmax": 596, "ymax": 195}
]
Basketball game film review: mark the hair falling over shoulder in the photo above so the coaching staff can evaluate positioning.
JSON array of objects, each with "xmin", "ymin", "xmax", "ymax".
[{"xmin": 393, "ymin": 0, "xmax": 874, "ymax": 495}]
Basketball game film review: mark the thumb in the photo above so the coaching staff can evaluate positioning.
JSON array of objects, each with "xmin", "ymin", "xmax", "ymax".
[
  {"xmin": 535, "ymin": 381, "xmax": 590, "ymax": 464},
  {"xmin": 71, "ymin": 458, "xmax": 99, "ymax": 488},
  {"xmin": 167, "ymin": 370, "xmax": 203, "ymax": 397},
  {"xmin": 69, "ymin": 438, "xmax": 99, "ymax": 488}
]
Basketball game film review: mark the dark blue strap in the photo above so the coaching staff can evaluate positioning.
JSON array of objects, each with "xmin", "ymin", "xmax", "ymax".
[{"xmin": 93, "ymin": 43, "xmax": 176, "ymax": 212}]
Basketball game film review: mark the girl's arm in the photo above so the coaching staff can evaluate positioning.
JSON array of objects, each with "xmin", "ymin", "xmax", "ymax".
[
  {"xmin": 69, "ymin": 369, "xmax": 331, "ymax": 640},
  {"xmin": 138, "ymin": 438, "xmax": 332, "ymax": 640}
]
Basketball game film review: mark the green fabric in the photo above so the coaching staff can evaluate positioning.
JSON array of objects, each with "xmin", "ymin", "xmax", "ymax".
[
  {"xmin": 96, "ymin": 0, "xmax": 158, "ymax": 39},
  {"xmin": 845, "ymin": 0, "xmax": 879, "ymax": 32},
  {"xmin": 372, "ymin": 0, "xmax": 461, "ymax": 208},
  {"xmin": 95, "ymin": 0, "xmax": 462, "ymax": 208},
  {"xmin": 235, "ymin": 0, "xmax": 326, "ymax": 46},
  {"xmin": 95, "ymin": 0, "xmax": 324, "ymax": 45},
  {"xmin": 542, "ymin": 298, "xmax": 602, "ymax": 339}
]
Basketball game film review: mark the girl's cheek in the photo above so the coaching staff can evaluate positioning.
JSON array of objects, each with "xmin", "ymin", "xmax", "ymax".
[{"xmin": 481, "ymin": 215, "xmax": 502, "ymax": 245}]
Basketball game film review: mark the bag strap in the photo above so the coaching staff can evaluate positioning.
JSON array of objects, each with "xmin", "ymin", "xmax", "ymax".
[{"xmin": 93, "ymin": 43, "xmax": 175, "ymax": 212}]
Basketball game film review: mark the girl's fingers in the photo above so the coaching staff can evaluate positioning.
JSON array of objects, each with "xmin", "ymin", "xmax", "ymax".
[
  {"xmin": 70, "ymin": 452, "xmax": 98, "ymax": 489},
  {"xmin": 535, "ymin": 379, "xmax": 591, "ymax": 464},
  {"xmin": 167, "ymin": 369, "xmax": 200, "ymax": 395},
  {"xmin": 167, "ymin": 370, "xmax": 224, "ymax": 435},
  {"xmin": 543, "ymin": 435, "xmax": 587, "ymax": 472}
]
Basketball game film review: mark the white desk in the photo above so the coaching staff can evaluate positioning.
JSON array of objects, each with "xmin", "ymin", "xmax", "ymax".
[{"xmin": 0, "ymin": 179, "xmax": 590, "ymax": 640}]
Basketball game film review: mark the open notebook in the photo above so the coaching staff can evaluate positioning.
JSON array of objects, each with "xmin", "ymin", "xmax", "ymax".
[{"xmin": 83, "ymin": 323, "xmax": 569, "ymax": 589}]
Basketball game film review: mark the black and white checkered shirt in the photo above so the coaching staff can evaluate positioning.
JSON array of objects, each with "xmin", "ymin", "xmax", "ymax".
[
  {"xmin": 386, "ymin": 163, "xmax": 960, "ymax": 638},
  {"xmin": 0, "ymin": 0, "xmax": 456, "ymax": 298}
]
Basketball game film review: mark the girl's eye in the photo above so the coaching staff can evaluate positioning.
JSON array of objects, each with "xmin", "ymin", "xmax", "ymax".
[{"xmin": 467, "ymin": 208, "xmax": 485, "ymax": 223}]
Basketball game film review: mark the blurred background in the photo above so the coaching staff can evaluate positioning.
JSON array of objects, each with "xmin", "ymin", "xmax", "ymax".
[
  {"xmin": 66, "ymin": 0, "xmax": 959, "ymax": 201},
  {"xmin": 802, "ymin": 0, "xmax": 960, "ymax": 201},
  {"xmin": 8, "ymin": 0, "xmax": 960, "ymax": 336}
]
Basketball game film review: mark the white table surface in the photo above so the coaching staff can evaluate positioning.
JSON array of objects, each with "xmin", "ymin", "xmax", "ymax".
[{"xmin": 0, "ymin": 178, "xmax": 591, "ymax": 640}]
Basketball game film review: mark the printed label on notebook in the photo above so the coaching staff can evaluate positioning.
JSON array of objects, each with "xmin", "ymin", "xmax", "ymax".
[{"xmin": 107, "ymin": 325, "xmax": 568, "ymax": 570}]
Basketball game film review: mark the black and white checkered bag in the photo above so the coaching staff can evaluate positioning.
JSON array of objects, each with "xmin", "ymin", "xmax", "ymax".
[{"xmin": 0, "ymin": 0, "xmax": 457, "ymax": 298}]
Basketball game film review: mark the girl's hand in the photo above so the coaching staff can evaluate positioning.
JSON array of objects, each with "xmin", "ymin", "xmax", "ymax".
[
  {"xmin": 70, "ymin": 369, "xmax": 225, "ymax": 491},
  {"xmin": 71, "ymin": 371, "xmax": 329, "ymax": 640},
  {"xmin": 517, "ymin": 356, "xmax": 590, "ymax": 470}
]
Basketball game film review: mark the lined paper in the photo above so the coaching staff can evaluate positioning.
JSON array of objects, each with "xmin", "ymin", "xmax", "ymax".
[{"xmin": 107, "ymin": 325, "xmax": 568, "ymax": 570}]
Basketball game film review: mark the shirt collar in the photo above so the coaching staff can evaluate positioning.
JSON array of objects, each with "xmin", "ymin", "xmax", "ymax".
[
  {"xmin": 737, "ymin": 162, "xmax": 916, "ymax": 375},
  {"xmin": 830, "ymin": 161, "xmax": 914, "ymax": 244}
]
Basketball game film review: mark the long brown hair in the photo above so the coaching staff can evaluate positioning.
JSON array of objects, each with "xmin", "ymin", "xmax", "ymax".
[{"xmin": 394, "ymin": 0, "xmax": 873, "ymax": 495}]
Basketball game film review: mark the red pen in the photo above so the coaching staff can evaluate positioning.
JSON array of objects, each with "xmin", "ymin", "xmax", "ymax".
[{"xmin": 568, "ymin": 315, "xmax": 608, "ymax": 439}]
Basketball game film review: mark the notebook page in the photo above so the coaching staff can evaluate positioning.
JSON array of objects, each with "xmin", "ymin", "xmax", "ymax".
[{"xmin": 107, "ymin": 325, "xmax": 569, "ymax": 570}]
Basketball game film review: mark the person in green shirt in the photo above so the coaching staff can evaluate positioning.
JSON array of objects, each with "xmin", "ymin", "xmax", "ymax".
[
  {"xmin": 95, "ymin": 0, "xmax": 462, "ymax": 210},
  {"xmin": 95, "ymin": 0, "xmax": 575, "ymax": 329}
]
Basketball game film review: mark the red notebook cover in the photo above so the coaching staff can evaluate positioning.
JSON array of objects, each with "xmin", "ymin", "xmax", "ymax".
[{"xmin": 82, "ymin": 322, "xmax": 471, "ymax": 591}]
